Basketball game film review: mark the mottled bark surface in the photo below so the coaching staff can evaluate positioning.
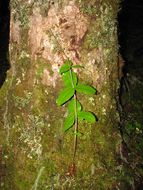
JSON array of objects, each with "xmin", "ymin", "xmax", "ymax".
[{"xmin": 0, "ymin": 0, "xmax": 122, "ymax": 189}]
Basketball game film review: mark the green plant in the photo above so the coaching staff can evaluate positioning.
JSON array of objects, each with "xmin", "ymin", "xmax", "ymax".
[{"xmin": 56, "ymin": 59, "xmax": 97, "ymax": 163}]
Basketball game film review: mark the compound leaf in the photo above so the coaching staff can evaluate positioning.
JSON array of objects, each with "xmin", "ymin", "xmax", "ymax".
[
  {"xmin": 78, "ymin": 111, "xmax": 96, "ymax": 123},
  {"xmin": 56, "ymin": 87, "xmax": 75, "ymax": 106},
  {"xmin": 60, "ymin": 60, "xmax": 72, "ymax": 74},
  {"xmin": 64, "ymin": 114, "xmax": 75, "ymax": 131},
  {"xmin": 62, "ymin": 71, "xmax": 78, "ymax": 87},
  {"xmin": 76, "ymin": 84, "xmax": 96, "ymax": 95},
  {"xmin": 68, "ymin": 99, "xmax": 82, "ymax": 113}
]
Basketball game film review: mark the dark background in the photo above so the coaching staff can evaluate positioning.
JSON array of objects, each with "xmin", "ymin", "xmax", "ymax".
[
  {"xmin": 118, "ymin": 0, "xmax": 143, "ymax": 80},
  {"xmin": 0, "ymin": 0, "xmax": 10, "ymax": 88}
]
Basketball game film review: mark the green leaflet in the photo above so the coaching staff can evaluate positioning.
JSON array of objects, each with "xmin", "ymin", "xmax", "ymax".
[
  {"xmin": 56, "ymin": 87, "xmax": 75, "ymax": 106},
  {"xmin": 60, "ymin": 60, "xmax": 72, "ymax": 74},
  {"xmin": 78, "ymin": 111, "xmax": 96, "ymax": 123},
  {"xmin": 76, "ymin": 83, "xmax": 96, "ymax": 95},
  {"xmin": 68, "ymin": 99, "xmax": 82, "ymax": 113},
  {"xmin": 64, "ymin": 114, "xmax": 75, "ymax": 131},
  {"xmin": 62, "ymin": 71, "xmax": 78, "ymax": 87}
]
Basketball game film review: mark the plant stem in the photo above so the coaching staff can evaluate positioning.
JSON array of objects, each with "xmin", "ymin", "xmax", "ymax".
[
  {"xmin": 73, "ymin": 94, "xmax": 78, "ymax": 162},
  {"xmin": 69, "ymin": 69, "xmax": 78, "ymax": 162}
]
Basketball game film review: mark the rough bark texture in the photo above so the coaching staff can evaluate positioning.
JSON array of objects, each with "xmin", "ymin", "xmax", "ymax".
[{"xmin": 0, "ymin": 0, "xmax": 122, "ymax": 189}]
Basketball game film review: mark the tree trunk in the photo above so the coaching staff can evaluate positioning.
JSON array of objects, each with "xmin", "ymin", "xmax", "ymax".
[{"xmin": 0, "ymin": 0, "xmax": 122, "ymax": 189}]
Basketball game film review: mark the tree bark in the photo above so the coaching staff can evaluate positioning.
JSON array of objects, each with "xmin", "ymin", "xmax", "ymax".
[{"xmin": 0, "ymin": 0, "xmax": 122, "ymax": 189}]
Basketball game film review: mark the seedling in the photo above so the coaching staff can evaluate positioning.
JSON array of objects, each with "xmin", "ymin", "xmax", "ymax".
[{"xmin": 56, "ymin": 59, "xmax": 97, "ymax": 163}]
